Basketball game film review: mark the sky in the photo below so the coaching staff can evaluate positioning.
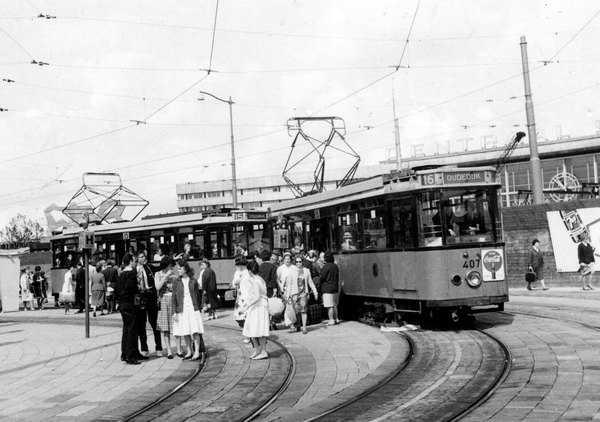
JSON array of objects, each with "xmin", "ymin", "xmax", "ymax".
[{"xmin": 1, "ymin": 0, "xmax": 599, "ymax": 233}]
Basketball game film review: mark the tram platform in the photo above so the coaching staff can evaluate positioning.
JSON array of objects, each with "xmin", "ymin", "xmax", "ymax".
[{"xmin": 0, "ymin": 305, "xmax": 406, "ymax": 421}]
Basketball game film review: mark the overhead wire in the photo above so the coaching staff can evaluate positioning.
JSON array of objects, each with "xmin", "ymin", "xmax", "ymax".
[
  {"xmin": 309, "ymin": 0, "xmax": 421, "ymax": 116},
  {"xmin": 0, "ymin": 26, "xmax": 35, "ymax": 60},
  {"xmin": 545, "ymin": 7, "xmax": 600, "ymax": 63},
  {"xmin": 207, "ymin": 0, "xmax": 220, "ymax": 73}
]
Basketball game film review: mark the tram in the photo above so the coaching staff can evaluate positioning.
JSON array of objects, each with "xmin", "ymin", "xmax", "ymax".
[
  {"xmin": 269, "ymin": 166, "xmax": 507, "ymax": 323},
  {"xmin": 50, "ymin": 209, "xmax": 270, "ymax": 291}
]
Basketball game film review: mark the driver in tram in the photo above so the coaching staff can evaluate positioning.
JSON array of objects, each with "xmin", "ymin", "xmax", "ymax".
[{"xmin": 432, "ymin": 201, "xmax": 458, "ymax": 236}]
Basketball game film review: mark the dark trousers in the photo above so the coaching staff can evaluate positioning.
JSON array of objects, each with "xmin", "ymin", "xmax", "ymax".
[
  {"xmin": 119, "ymin": 301, "xmax": 139, "ymax": 360},
  {"xmin": 138, "ymin": 305, "xmax": 162, "ymax": 352}
]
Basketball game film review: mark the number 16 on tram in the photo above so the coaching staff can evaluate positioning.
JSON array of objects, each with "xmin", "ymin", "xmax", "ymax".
[{"xmin": 269, "ymin": 166, "xmax": 507, "ymax": 324}]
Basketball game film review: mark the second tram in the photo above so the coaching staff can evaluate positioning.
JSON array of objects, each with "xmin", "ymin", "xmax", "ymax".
[
  {"xmin": 50, "ymin": 209, "xmax": 269, "ymax": 293},
  {"xmin": 269, "ymin": 166, "xmax": 507, "ymax": 323}
]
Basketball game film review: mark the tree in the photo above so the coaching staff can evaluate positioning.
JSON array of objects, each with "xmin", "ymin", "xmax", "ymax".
[{"xmin": 0, "ymin": 214, "xmax": 45, "ymax": 249}]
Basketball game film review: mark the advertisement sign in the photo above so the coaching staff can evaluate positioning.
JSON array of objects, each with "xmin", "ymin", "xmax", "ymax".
[
  {"xmin": 481, "ymin": 248, "xmax": 505, "ymax": 281},
  {"xmin": 548, "ymin": 208, "xmax": 600, "ymax": 272}
]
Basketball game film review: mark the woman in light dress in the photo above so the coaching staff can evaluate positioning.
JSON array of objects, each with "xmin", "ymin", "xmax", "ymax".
[
  {"xmin": 155, "ymin": 256, "xmax": 177, "ymax": 358},
  {"xmin": 20, "ymin": 269, "xmax": 35, "ymax": 311},
  {"xmin": 61, "ymin": 262, "xmax": 76, "ymax": 315},
  {"xmin": 239, "ymin": 260, "xmax": 270, "ymax": 360},
  {"xmin": 232, "ymin": 255, "xmax": 252, "ymax": 345},
  {"xmin": 172, "ymin": 260, "xmax": 205, "ymax": 361}
]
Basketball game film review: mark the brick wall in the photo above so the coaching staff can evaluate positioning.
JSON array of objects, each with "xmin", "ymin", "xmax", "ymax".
[{"xmin": 503, "ymin": 198, "xmax": 600, "ymax": 287}]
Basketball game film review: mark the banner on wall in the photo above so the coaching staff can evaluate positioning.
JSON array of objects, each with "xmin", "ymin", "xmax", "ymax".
[{"xmin": 547, "ymin": 208, "xmax": 600, "ymax": 272}]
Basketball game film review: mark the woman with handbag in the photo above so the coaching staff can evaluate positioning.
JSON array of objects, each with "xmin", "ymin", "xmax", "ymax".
[
  {"xmin": 172, "ymin": 260, "xmax": 205, "ymax": 361},
  {"xmin": 578, "ymin": 233, "xmax": 596, "ymax": 290},
  {"xmin": 60, "ymin": 262, "xmax": 76, "ymax": 315},
  {"xmin": 282, "ymin": 255, "xmax": 318, "ymax": 334},
  {"xmin": 528, "ymin": 239, "xmax": 549, "ymax": 291},
  {"xmin": 239, "ymin": 260, "xmax": 270, "ymax": 360}
]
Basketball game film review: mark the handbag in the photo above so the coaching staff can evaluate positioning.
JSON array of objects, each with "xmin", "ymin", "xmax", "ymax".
[
  {"xmin": 134, "ymin": 294, "xmax": 147, "ymax": 309},
  {"xmin": 581, "ymin": 265, "xmax": 592, "ymax": 276},
  {"xmin": 224, "ymin": 289, "xmax": 236, "ymax": 301},
  {"xmin": 59, "ymin": 292, "xmax": 76, "ymax": 304},
  {"xmin": 268, "ymin": 297, "xmax": 285, "ymax": 317},
  {"xmin": 525, "ymin": 270, "xmax": 536, "ymax": 283},
  {"xmin": 284, "ymin": 299, "xmax": 297, "ymax": 326}
]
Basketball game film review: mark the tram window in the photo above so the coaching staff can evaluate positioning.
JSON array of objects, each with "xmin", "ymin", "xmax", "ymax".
[
  {"xmin": 193, "ymin": 229, "xmax": 205, "ymax": 258},
  {"xmin": 208, "ymin": 227, "xmax": 230, "ymax": 258},
  {"xmin": 233, "ymin": 224, "xmax": 248, "ymax": 256},
  {"xmin": 442, "ymin": 190, "xmax": 493, "ymax": 244},
  {"xmin": 419, "ymin": 191, "xmax": 443, "ymax": 247},
  {"xmin": 361, "ymin": 207, "xmax": 386, "ymax": 249},
  {"xmin": 390, "ymin": 199, "xmax": 414, "ymax": 248},
  {"xmin": 337, "ymin": 212, "xmax": 359, "ymax": 251},
  {"xmin": 290, "ymin": 222, "xmax": 304, "ymax": 252},
  {"xmin": 248, "ymin": 223, "xmax": 269, "ymax": 255}
]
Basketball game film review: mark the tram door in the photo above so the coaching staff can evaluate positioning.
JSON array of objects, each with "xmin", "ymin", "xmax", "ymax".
[{"xmin": 309, "ymin": 219, "xmax": 329, "ymax": 253}]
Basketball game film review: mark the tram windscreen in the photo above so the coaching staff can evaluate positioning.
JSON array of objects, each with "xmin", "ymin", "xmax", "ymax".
[{"xmin": 420, "ymin": 189, "xmax": 493, "ymax": 246}]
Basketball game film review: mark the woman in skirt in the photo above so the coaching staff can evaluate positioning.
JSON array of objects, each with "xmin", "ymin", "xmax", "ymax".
[
  {"xmin": 172, "ymin": 260, "xmax": 205, "ymax": 361},
  {"xmin": 90, "ymin": 261, "xmax": 107, "ymax": 317},
  {"xmin": 155, "ymin": 256, "xmax": 177, "ymax": 358},
  {"xmin": 239, "ymin": 260, "xmax": 270, "ymax": 360}
]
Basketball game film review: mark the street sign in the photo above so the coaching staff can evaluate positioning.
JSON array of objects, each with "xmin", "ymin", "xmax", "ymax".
[{"xmin": 78, "ymin": 231, "xmax": 94, "ymax": 250}]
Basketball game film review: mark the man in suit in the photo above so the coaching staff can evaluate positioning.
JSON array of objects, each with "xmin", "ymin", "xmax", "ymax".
[{"xmin": 136, "ymin": 252, "xmax": 162, "ymax": 357}]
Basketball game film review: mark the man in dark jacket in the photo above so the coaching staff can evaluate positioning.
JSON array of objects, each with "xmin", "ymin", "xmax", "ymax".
[
  {"xmin": 258, "ymin": 250, "xmax": 278, "ymax": 298},
  {"xmin": 258, "ymin": 249, "xmax": 279, "ymax": 330},
  {"xmin": 136, "ymin": 252, "xmax": 162, "ymax": 357},
  {"xmin": 75, "ymin": 259, "xmax": 86, "ymax": 313}
]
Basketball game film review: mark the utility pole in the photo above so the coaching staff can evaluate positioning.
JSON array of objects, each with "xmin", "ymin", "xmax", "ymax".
[
  {"xmin": 392, "ymin": 86, "xmax": 401, "ymax": 172},
  {"xmin": 520, "ymin": 36, "xmax": 544, "ymax": 204}
]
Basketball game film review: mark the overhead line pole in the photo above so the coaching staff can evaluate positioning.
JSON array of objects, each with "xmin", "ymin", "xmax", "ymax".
[{"xmin": 520, "ymin": 36, "xmax": 544, "ymax": 205}]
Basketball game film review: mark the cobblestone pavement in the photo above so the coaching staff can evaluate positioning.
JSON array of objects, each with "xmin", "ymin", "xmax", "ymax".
[
  {"xmin": 3, "ymin": 287, "xmax": 599, "ymax": 422},
  {"xmin": 0, "ymin": 306, "xmax": 403, "ymax": 422}
]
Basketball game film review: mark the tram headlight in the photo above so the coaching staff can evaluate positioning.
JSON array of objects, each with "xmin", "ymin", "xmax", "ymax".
[
  {"xmin": 466, "ymin": 271, "xmax": 482, "ymax": 288},
  {"xmin": 451, "ymin": 274, "xmax": 462, "ymax": 286}
]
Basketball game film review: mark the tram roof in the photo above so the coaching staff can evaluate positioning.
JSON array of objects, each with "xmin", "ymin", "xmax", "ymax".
[
  {"xmin": 51, "ymin": 208, "xmax": 268, "ymax": 239},
  {"xmin": 269, "ymin": 166, "xmax": 500, "ymax": 215}
]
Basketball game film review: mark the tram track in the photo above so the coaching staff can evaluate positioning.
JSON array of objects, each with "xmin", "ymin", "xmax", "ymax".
[
  {"xmin": 123, "ymin": 323, "xmax": 296, "ymax": 422},
  {"xmin": 292, "ymin": 326, "xmax": 510, "ymax": 422}
]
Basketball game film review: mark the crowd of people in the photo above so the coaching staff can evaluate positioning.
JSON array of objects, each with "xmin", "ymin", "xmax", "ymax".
[
  {"xmin": 24, "ymin": 244, "xmax": 341, "ymax": 365},
  {"xmin": 230, "ymin": 248, "xmax": 340, "ymax": 359}
]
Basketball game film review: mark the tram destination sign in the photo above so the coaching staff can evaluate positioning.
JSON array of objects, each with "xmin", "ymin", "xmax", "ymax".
[{"xmin": 421, "ymin": 170, "xmax": 488, "ymax": 186}]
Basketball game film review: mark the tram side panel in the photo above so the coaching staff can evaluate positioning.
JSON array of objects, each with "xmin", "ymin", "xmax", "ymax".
[{"xmin": 336, "ymin": 247, "xmax": 508, "ymax": 313}]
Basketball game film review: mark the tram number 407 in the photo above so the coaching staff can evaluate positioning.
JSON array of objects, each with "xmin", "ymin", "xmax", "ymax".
[{"xmin": 463, "ymin": 259, "xmax": 480, "ymax": 269}]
